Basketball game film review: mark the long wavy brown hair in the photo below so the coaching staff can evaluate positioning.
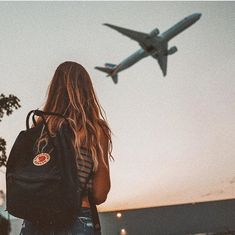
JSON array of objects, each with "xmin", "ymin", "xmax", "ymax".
[{"xmin": 36, "ymin": 61, "xmax": 112, "ymax": 171}]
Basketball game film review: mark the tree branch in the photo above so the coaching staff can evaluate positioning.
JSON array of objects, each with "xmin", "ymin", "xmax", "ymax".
[
  {"xmin": 0, "ymin": 93, "xmax": 21, "ymax": 167},
  {"xmin": 0, "ymin": 93, "xmax": 21, "ymax": 122}
]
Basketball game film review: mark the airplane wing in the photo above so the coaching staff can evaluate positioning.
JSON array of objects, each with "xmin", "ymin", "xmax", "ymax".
[
  {"xmin": 104, "ymin": 23, "xmax": 151, "ymax": 46},
  {"xmin": 157, "ymin": 55, "xmax": 167, "ymax": 76},
  {"xmin": 152, "ymin": 42, "xmax": 168, "ymax": 76}
]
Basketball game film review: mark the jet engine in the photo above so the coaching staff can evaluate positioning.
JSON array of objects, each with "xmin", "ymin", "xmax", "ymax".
[
  {"xmin": 149, "ymin": 28, "xmax": 160, "ymax": 37},
  {"xmin": 167, "ymin": 46, "xmax": 178, "ymax": 55}
]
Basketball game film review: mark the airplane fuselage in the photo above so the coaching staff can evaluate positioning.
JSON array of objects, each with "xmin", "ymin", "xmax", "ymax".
[
  {"xmin": 161, "ymin": 13, "xmax": 201, "ymax": 41},
  {"xmin": 118, "ymin": 48, "xmax": 148, "ymax": 73},
  {"xmin": 115, "ymin": 37, "xmax": 165, "ymax": 74}
]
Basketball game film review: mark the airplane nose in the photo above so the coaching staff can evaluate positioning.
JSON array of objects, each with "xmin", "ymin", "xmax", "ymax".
[
  {"xmin": 194, "ymin": 13, "xmax": 202, "ymax": 19},
  {"xmin": 197, "ymin": 13, "xmax": 202, "ymax": 18}
]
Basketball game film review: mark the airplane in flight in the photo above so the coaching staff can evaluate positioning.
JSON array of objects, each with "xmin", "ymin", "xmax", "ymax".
[{"xmin": 95, "ymin": 13, "xmax": 202, "ymax": 84}]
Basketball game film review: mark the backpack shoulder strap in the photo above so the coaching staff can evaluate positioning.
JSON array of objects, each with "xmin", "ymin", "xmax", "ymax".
[
  {"xmin": 26, "ymin": 109, "xmax": 69, "ymax": 144},
  {"xmin": 88, "ymin": 192, "xmax": 101, "ymax": 232}
]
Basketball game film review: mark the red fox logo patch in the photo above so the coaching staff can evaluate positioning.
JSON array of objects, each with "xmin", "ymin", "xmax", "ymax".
[{"xmin": 33, "ymin": 153, "xmax": 50, "ymax": 166}]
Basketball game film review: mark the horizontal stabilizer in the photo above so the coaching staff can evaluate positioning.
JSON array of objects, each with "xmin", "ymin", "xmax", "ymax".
[
  {"xmin": 95, "ymin": 66, "xmax": 113, "ymax": 74},
  {"xmin": 95, "ymin": 64, "xmax": 119, "ymax": 84}
]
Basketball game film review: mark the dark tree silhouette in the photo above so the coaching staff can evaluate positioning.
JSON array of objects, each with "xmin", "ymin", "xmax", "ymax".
[{"xmin": 0, "ymin": 94, "xmax": 21, "ymax": 167}]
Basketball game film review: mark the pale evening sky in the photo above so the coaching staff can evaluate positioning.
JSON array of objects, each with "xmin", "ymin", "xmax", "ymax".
[{"xmin": 0, "ymin": 1, "xmax": 234, "ymax": 212}]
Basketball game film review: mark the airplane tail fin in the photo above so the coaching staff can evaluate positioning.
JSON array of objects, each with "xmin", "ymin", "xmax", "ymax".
[{"xmin": 95, "ymin": 63, "xmax": 119, "ymax": 84}]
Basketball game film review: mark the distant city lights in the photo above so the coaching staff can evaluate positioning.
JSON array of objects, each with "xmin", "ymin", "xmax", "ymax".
[
  {"xmin": 120, "ymin": 228, "xmax": 127, "ymax": 235},
  {"xmin": 116, "ymin": 212, "xmax": 122, "ymax": 218}
]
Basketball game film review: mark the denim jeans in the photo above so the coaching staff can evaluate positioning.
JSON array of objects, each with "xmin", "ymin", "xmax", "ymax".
[{"xmin": 19, "ymin": 208, "xmax": 101, "ymax": 235}]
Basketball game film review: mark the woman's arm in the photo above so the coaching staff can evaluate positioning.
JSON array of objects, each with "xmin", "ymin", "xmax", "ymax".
[{"xmin": 92, "ymin": 128, "xmax": 111, "ymax": 205}]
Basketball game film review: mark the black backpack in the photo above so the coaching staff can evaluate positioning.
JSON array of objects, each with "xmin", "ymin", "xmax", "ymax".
[
  {"xmin": 0, "ymin": 214, "xmax": 11, "ymax": 235},
  {"xmin": 6, "ymin": 110, "xmax": 94, "ymax": 228}
]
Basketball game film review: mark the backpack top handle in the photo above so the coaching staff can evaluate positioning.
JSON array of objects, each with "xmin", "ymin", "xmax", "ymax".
[{"xmin": 26, "ymin": 110, "xmax": 68, "ymax": 130}]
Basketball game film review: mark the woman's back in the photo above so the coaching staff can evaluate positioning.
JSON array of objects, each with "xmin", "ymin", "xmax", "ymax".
[{"xmin": 20, "ymin": 61, "xmax": 112, "ymax": 235}]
